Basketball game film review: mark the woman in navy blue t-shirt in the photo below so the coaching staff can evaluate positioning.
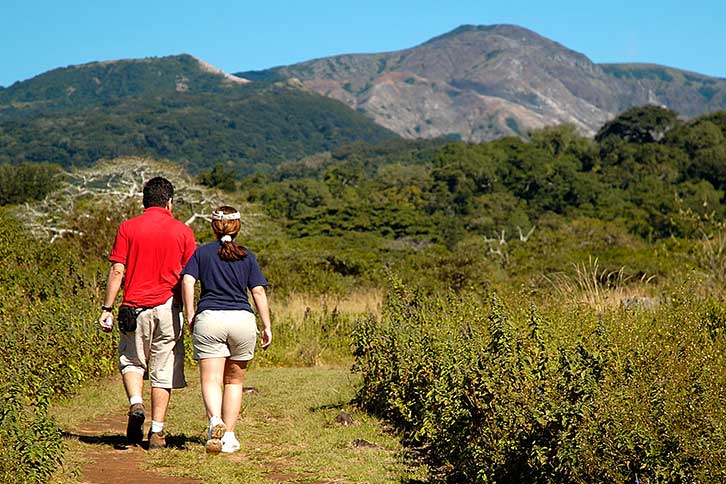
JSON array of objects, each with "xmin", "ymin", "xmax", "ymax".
[{"xmin": 181, "ymin": 205, "xmax": 272, "ymax": 454}]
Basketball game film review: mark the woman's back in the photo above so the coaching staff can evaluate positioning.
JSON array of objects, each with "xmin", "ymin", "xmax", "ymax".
[{"xmin": 183, "ymin": 242, "xmax": 267, "ymax": 314}]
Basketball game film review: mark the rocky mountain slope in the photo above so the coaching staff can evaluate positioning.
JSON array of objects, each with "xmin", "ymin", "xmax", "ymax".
[{"xmin": 240, "ymin": 25, "xmax": 726, "ymax": 141}]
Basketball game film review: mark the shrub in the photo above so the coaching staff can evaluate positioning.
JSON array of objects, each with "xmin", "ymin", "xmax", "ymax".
[
  {"xmin": 0, "ymin": 211, "xmax": 116, "ymax": 482},
  {"xmin": 352, "ymin": 279, "xmax": 726, "ymax": 482}
]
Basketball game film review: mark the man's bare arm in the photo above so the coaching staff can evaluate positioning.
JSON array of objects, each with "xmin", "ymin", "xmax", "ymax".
[{"xmin": 98, "ymin": 262, "xmax": 124, "ymax": 332}]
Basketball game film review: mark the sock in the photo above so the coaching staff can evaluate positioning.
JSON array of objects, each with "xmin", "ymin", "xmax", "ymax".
[
  {"xmin": 209, "ymin": 415, "xmax": 224, "ymax": 428},
  {"xmin": 151, "ymin": 421, "xmax": 164, "ymax": 433},
  {"xmin": 223, "ymin": 431, "xmax": 237, "ymax": 442},
  {"xmin": 129, "ymin": 395, "xmax": 143, "ymax": 406}
]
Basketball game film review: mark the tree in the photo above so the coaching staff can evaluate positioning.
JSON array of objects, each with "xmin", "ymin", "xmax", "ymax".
[
  {"xmin": 16, "ymin": 157, "xmax": 256, "ymax": 244},
  {"xmin": 664, "ymin": 119, "xmax": 724, "ymax": 157},
  {"xmin": 197, "ymin": 162, "xmax": 238, "ymax": 191},
  {"xmin": 691, "ymin": 145, "xmax": 726, "ymax": 190},
  {"xmin": 0, "ymin": 162, "xmax": 62, "ymax": 205},
  {"xmin": 595, "ymin": 105, "xmax": 681, "ymax": 144}
]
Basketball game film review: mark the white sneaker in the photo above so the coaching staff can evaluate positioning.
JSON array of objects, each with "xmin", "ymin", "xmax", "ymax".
[
  {"xmin": 221, "ymin": 436, "xmax": 240, "ymax": 454},
  {"xmin": 207, "ymin": 421, "xmax": 226, "ymax": 440},
  {"xmin": 206, "ymin": 421, "xmax": 227, "ymax": 454}
]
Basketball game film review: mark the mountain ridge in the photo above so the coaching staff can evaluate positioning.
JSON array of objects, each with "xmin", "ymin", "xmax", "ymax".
[
  {"xmin": 237, "ymin": 24, "xmax": 726, "ymax": 141},
  {"xmin": 0, "ymin": 54, "xmax": 251, "ymax": 114}
]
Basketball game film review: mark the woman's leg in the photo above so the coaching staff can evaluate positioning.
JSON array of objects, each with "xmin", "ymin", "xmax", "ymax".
[
  {"xmin": 221, "ymin": 359, "xmax": 248, "ymax": 431},
  {"xmin": 199, "ymin": 357, "xmax": 226, "ymax": 418}
]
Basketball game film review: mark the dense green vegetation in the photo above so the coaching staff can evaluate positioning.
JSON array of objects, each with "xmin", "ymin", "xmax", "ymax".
[
  {"xmin": 0, "ymin": 55, "xmax": 243, "ymax": 111},
  {"xmin": 236, "ymin": 106, "xmax": 726, "ymax": 300},
  {"xmin": 0, "ymin": 212, "xmax": 115, "ymax": 483},
  {"xmin": 240, "ymin": 106, "xmax": 726, "ymax": 482},
  {"xmin": 0, "ymin": 162, "xmax": 61, "ymax": 205},
  {"xmin": 352, "ymin": 281, "xmax": 726, "ymax": 482},
  {"xmin": 0, "ymin": 55, "xmax": 397, "ymax": 176}
]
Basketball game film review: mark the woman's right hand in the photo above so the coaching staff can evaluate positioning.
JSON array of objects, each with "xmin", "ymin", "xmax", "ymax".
[{"xmin": 260, "ymin": 327, "xmax": 272, "ymax": 350}]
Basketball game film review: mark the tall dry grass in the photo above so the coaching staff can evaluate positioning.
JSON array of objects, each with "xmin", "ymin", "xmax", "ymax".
[
  {"xmin": 252, "ymin": 289, "xmax": 384, "ymax": 367},
  {"xmin": 543, "ymin": 256, "xmax": 656, "ymax": 312},
  {"xmin": 271, "ymin": 288, "xmax": 383, "ymax": 321}
]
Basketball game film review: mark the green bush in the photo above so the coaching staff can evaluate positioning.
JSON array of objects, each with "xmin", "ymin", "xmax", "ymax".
[
  {"xmin": 352, "ymin": 280, "xmax": 726, "ymax": 482},
  {"xmin": 0, "ymin": 210, "xmax": 115, "ymax": 482},
  {"xmin": 254, "ymin": 305, "xmax": 358, "ymax": 367}
]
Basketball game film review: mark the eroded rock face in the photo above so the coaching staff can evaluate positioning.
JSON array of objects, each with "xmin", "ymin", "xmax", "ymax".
[{"xmin": 253, "ymin": 25, "xmax": 726, "ymax": 142}]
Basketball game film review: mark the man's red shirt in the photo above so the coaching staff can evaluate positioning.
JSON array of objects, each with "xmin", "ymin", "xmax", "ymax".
[{"xmin": 110, "ymin": 206, "xmax": 196, "ymax": 307}]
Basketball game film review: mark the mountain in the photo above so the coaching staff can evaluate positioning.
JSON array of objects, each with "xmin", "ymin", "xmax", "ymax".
[
  {"xmin": 0, "ymin": 54, "xmax": 249, "ymax": 115},
  {"xmin": 239, "ymin": 25, "xmax": 726, "ymax": 141},
  {"xmin": 0, "ymin": 55, "xmax": 397, "ymax": 174}
]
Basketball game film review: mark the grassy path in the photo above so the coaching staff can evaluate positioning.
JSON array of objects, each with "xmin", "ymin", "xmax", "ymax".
[{"xmin": 51, "ymin": 365, "xmax": 414, "ymax": 484}]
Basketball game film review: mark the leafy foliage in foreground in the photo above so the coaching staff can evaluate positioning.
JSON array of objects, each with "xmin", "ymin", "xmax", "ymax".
[
  {"xmin": 353, "ymin": 282, "xmax": 726, "ymax": 482},
  {"xmin": 0, "ymin": 211, "xmax": 116, "ymax": 482}
]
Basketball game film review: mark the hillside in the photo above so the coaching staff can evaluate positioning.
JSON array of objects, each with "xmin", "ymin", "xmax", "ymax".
[
  {"xmin": 0, "ymin": 54, "xmax": 249, "ymax": 115},
  {"xmin": 601, "ymin": 63, "xmax": 726, "ymax": 116},
  {"xmin": 0, "ymin": 55, "xmax": 397, "ymax": 174},
  {"xmin": 240, "ymin": 24, "xmax": 726, "ymax": 141}
]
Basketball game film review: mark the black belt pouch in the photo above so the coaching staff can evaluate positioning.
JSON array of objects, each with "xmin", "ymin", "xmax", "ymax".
[{"xmin": 118, "ymin": 305, "xmax": 138, "ymax": 334}]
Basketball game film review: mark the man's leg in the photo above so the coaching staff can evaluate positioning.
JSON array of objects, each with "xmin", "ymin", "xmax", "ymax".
[
  {"xmin": 147, "ymin": 299, "xmax": 186, "ymax": 449},
  {"xmin": 119, "ymin": 324, "xmax": 149, "ymax": 446},
  {"xmin": 122, "ymin": 368, "xmax": 146, "ymax": 445},
  {"xmin": 150, "ymin": 387, "xmax": 171, "ymax": 422},
  {"xmin": 122, "ymin": 370, "xmax": 144, "ymax": 400},
  {"xmin": 146, "ymin": 386, "xmax": 171, "ymax": 449}
]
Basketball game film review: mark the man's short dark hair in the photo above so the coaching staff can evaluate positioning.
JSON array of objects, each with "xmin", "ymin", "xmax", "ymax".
[{"xmin": 143, "ymin": 177, "xmax": 174, "ymax": 208}]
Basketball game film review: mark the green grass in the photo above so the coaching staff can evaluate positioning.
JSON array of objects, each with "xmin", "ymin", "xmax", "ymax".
[{"xmin": 51, "ymin": 365, "xmax": 420, "ymax": 483}]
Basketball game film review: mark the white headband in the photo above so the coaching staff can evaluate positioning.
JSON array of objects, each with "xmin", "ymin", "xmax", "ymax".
[{"xmin": 211, "ymin": 211, "xmax": 240, "ymax": 221}]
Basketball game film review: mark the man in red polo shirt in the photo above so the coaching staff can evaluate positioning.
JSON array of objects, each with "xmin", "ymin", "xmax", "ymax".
[{"xmin": 98, "ymin": 176, "xmax": 196, "ymax": 449}]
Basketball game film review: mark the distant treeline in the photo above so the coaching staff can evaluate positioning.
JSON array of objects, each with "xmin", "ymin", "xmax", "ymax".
[{"xmin": 242, "ymin": 106, "xmax": 726, "ymax": 243}]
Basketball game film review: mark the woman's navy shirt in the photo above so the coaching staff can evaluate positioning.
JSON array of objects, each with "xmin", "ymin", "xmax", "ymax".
[{"xmin": 182, "ymin": 242, "xmax": 268, "ymax": 314}]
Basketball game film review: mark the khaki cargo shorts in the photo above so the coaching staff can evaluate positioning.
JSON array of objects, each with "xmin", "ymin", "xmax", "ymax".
[
  {"xmin": 118, "ymin": 297, "xmax": 186, "ymax": 389},
  {"xmin": 192, "ymin": 309, "xmax": 258, "ymax": 361}
]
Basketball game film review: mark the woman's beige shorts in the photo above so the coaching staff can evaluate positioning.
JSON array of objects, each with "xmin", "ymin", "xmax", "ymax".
[{"xmin": 192, "ymin": 309, "xmax": 258, "ymax": 361}]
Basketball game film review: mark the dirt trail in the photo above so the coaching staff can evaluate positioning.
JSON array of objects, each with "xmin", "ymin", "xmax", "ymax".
[
  {"xmin": 68, "ymin": 414, "xmax": 201, "ymax": 484},
  {"xmin": 55, "ymin": 368, "xmax": 406, "ymax": 483}
]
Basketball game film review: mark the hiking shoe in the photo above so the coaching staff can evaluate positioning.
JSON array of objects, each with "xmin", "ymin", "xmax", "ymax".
[
  {"xmin": 148, "ymin": 430, "xmax": 166, "ymax": 449},
  {"xmin": 126, "ymin": 403, "xmax": 145, "ymax": 445},
  {"xmin": 205, "ymin": 422, "xmax": 227, "ymax": 454}
]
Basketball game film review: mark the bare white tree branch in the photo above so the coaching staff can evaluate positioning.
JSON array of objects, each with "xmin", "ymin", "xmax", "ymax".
[{"xmin": 15, "ymin": 157, "xmax": 262, "ymax": 242}]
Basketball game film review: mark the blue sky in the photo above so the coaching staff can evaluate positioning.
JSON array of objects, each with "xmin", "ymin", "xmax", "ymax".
[{"xmin": 2, "ymin": 0, "xmax": 724, "ymax": 87}]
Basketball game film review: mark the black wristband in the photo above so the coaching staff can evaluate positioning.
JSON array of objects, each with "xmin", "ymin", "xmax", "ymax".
[{"xmin": 101, "ymin": 305, "xmax": 114, "ymax": 311}]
